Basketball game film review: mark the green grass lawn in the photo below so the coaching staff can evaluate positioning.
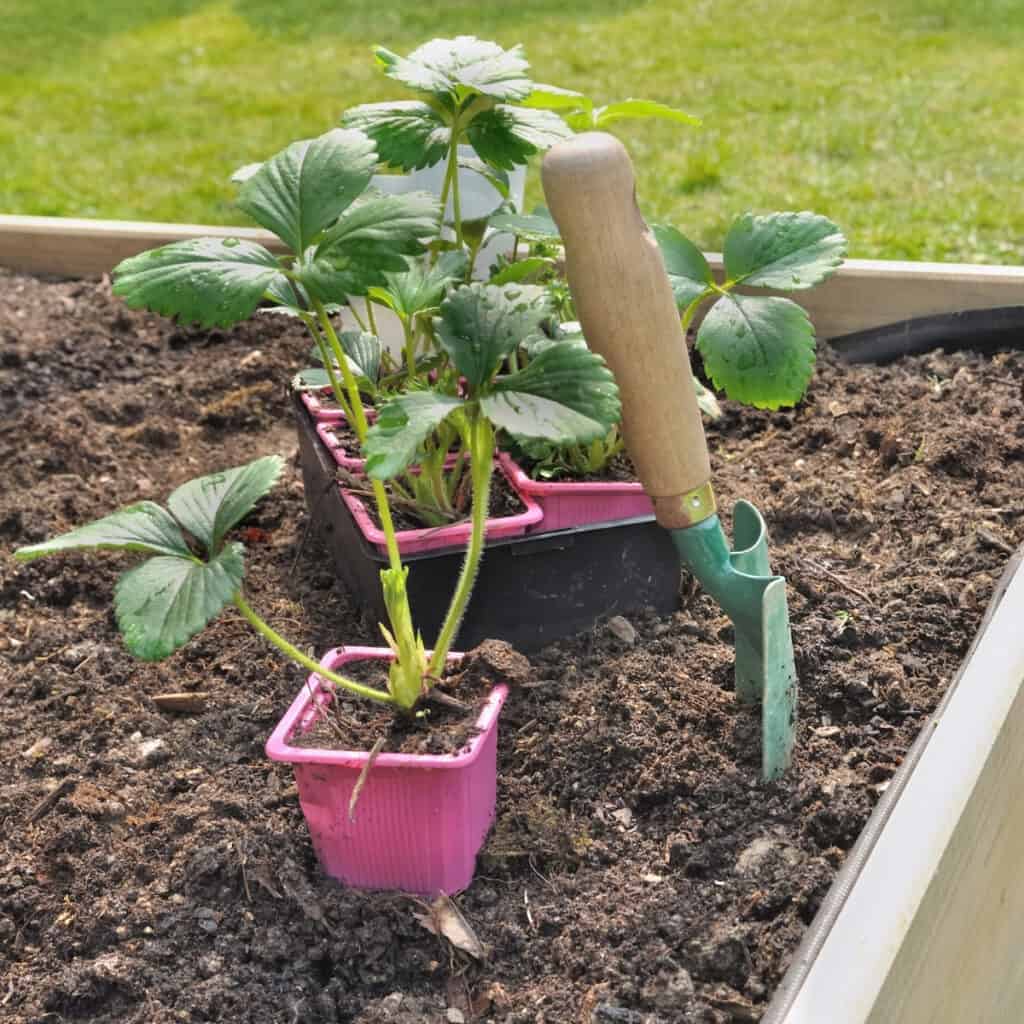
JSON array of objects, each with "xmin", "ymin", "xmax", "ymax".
[{"xmin": 3, "ymin": 0, "xmax": 1023, "ymax": 262}]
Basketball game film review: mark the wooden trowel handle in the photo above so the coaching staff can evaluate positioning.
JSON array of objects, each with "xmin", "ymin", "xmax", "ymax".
[{"xmin": 542, "ymin": 132, "xmax": 713, "ymax": 529}]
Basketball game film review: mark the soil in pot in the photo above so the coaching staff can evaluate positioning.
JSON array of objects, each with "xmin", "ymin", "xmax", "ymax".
[
  {"xmin": 2, "ymin": 268, "xmax": 1023, "ymax": 1022},
  {"xmin": 287, "ymin": 644, "xmax": 508, "ymax": 756},
  {"xmin": 341, "ymin": 462, "xmax": 528, "ymax": 534}
]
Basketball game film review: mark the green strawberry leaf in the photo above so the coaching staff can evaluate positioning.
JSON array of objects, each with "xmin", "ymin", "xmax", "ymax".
[
  {"xmin": 236, "ymin": 129, "xmax": 377, "ymax": 253},
  {"xmin": 230, "ymin": 162, "xmax": 263, "ymax": 184},
  {"xmin": 336, "ymin": 330, "xmax": 383, "ymax": 384},
  {"xmin": 522, "ymin": 84, "xmax": 590, "ymax": 112},
  {"xmin": 594, "ymin": 99, "xmax": 701, "ymax": 128},
  {"xmin": 292, "ymin": 253, "xmax": 375, "ymax": 305},
  {"xmin": 466, "ymin": 106, "xmax": 572, "ymax": 171},
  {"xmin": 291, "ymin": 368, "xmax": 332, "ymax": 391},
  {"xmin": 520, "ymin": 319, "xmax": 587, "ymax": 357},
  {"xmin": 306, "ymin": 330, "xmax": 383, "ymax": 384},
  {"xmin": 167, "ymin": 455, "xmax": 284, "ymax": 554},
  {"xmin": 488, "ymin": 256, "xmax": 554, "ymax": 285},
  {"xmin": 696, "ymin": 293, "xmax": 815, "ymax": 409},
  {"xmin": 484, "ymin": 343, "xmax": 620, "ymax": 445},
  {"xmin": 315, "ymin": 191, "xmax": 441, "ymax": 294},
  {"xmin": 112, "ymin": 238, "xmax": 284, "ymax": 328},
  {"xmin": 370, "ymin": 250, "xmax": 469, "ymax": 320},
  {"xmin": 457, "ymin": 155, "xmax": 511, "ymax": 199},
  {"xmin": 14, "ymin": 502, "xmax": 190, "ymax": 562},
  {"xmin": 653, "ymin": 224, "xmax": 714, "ymax": 311},
  {"xmin": 375, "ymin": 37, "xmax": 533, "ymax": 102},
  {"xmin": 488, "ymin": 205, "xmax": 561, "ymax": 242},
  {"xmin": 723, "ymin": 212, "xmax": 847, "ymax": 290},
  {"xmin": 435, "ymin": 283, "xmax": 553, "ymax": 391},
  {"xmin": 364, "ymin": 391, "xmax": 466, "ymax": 479},
  {"xmin": 114, "ymin": 544, "xmax": 245, "ymax": 661},
  {"xmin": 340, "ymin": 101, "xmax": 451, "ymax": 171}
]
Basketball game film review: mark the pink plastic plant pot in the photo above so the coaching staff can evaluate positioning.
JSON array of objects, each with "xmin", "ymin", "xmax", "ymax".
[
  {"xmin": 495, "ymin": 452, "xmax": 654, "ymax": 531},
  {"xmin": 265, "ymin": 646, "xmax": 508, "ymax": 895},
  {"xmin": 317, "ymin": 416, "xmax": 462, "ymax": 476},
  {"xmin": 340, "ymin": 458, "xmax": 543, "ymax": 555},
  {"xmin": 300, "ymin": 388, "xmax": 346, "ymax": 422},
  {"xmin": 317, "ymin": 421, "xmax": 367, "ymax": 472}
]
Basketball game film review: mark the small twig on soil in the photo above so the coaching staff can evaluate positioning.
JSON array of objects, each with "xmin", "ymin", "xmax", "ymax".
[
  {"xmin": 28, "ymin": 778, "xmax": 76, "ymax": 823},
  {"xmin": 152, "ymin": 692, "xmax": 210, "ymax": 713},
  {"xmin": 523, "ymin": 889, "xmax": 536, "ymax": 931},
  {"xmin": 798, "ymin": 558, "xmax": 875, "ymax": 606},
  {"xmin": 73, "ymin": 653, "xmax": 96, "ymax": 674},
  {"xmin": 1, "ymin": 979, "xmax": 14, "ymax": 1007},
  {"xmin": 349, "ymin": 737, "xmax": 385, "ymax": 822},
  {"xmin": 289, "ymin": 477, "xmax": 336, "ymax": 577},
  {"xmin": 976, "ymin": 526, "xmax": 1016, "ymax": 555},
  {"xmin": 232, "ymin": 823, "xmax": 251, "ymax": 902},
  {"xmin": 423, "ymin": 687, "xmax": 470, "ymax": 712}
]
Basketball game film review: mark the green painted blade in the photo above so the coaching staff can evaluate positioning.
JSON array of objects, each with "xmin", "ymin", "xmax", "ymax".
[
  {"xmin": 760, "ymin": 578, "xmax": 797, "ymax": 780},
  {"xmin": 670, "ymin": 504, "xmax": 798, "ymax": 781}
]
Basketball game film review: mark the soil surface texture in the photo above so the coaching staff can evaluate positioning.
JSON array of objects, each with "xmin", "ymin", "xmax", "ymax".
[{"xmin": 2, "ymin": 269, "xmax": 1022, "ymax": 1023}]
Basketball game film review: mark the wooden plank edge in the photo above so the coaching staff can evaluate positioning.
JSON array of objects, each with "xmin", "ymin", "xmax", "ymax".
[
  {"xmin": 1, "ymin": 215, "xmax": 1023, "ymax": 338},
  {"xmin": 781, "ymin": 561, "xmax": 1024, "ymax": 1023}
]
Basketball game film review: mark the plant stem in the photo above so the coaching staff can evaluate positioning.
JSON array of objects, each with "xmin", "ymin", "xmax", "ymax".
[
  {"xmin": 401, "ymin": 316, "xmax": 417, "ymax": 381},
  {"xmin": 440, "ymin": 126, "xmax": 464, "ymax": 250},
  {"xmin": 300, "ymin": 312, "xmax": 353, "ymax": 423},
  {"xmin": 315, "ymin": 299, "xmax": 370, "ymax": 442},
  {"xmin": 366, "ymin": 298, "xmax": 379, "ymax": 338},
  {"xmin": 348, "ymin": 300, "xmax": 369, "ymax": 332},
  {"xmin": 680, "ymin": 292, "xmax": 710, "ymax": 335},
  {"xmin": 314, "ymin": 299, "xmax": 403, "ymax": 571},
  {"xmin": 429, "ymin": 413, "xmax": 493, "ymax": 675},
  {"xmin": 233, "ymin": 594, "xmax": 395, "ymax": 705}
]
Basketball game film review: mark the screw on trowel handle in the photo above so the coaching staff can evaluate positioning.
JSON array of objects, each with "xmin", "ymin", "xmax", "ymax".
[{"xmin": 542, "ymin": 132, "xmax": 713, "ymax": 529}]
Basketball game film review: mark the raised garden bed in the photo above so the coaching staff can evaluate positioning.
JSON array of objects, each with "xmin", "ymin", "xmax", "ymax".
[{"xmin": 2, "ymin": 227, "xmax": 1024, "ymax": 1022}]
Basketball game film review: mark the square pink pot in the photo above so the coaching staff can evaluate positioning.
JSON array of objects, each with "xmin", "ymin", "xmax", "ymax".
[
  {"xmin": 496, "ymin": 452, "xmax": 654, "ymax": 531},
  {"xmin": 318, "ymin": 416, "xmax": 461, "ymax": 476},
  {"xmin": 341, "ymin": 458, "xmax": 543, "ymax": 555},
  {"xmin": 265, "ymin": 646, "xmax": 508, "ymax": 895},
  {"xmin": 317, "ymin": 420, "xmax": 369, "ymax": 473},
  {"xmin": 300, "ymin": 388, "xmax": 345, "ymax": 422}
]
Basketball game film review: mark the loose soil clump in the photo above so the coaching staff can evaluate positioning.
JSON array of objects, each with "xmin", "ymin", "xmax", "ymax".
[{"xmin": 1, "ymin": 269, "xmax": 1021, "ymax": 1023}]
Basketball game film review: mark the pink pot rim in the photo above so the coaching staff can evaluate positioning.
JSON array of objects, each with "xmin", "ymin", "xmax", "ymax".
[
  {"xmin": 265, "ymin": 646, "xmax": 508, "ymax": 770},
  {"xmin": 317, "ymin": 420, "xmax": 367, "ymax": 472},
  {"xmin": 341, "ymin": 458, "xmax": 543, "ymax": 551},
  {"xmin": 318, "ymin": 419, "xmax": 464, "ymax": 475},
  {"xmin": 300, "ymin": 388, "xmax": 345, "ymax": 421},
  {"xmin": 495, "ymin": 451, "xmax": 644, "ymax": 496}
]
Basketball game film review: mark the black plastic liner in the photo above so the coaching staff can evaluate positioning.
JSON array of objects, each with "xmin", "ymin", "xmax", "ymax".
[
  {"xmin": 294, "ymin": 397, "xmax": 680, "ymax": 652},
  {"xmin": 829, "ymin": 304, "xmax": 1024, "ymax": 363}
]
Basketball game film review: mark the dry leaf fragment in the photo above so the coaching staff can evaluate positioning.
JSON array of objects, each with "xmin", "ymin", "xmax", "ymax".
[{"xmin": 412, "ymin": 893, "xmax": 487, "ymax": 960}]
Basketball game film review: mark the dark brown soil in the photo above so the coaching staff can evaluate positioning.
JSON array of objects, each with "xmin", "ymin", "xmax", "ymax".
[{"xmin": 2, "ymin": 269, "xmax": 1023, "ymax": 1023}]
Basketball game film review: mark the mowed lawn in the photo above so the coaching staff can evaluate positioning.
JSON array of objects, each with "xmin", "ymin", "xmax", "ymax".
[{"xmin": 3, "ymin": 0, "xmax": 1023, "ymax": 262}]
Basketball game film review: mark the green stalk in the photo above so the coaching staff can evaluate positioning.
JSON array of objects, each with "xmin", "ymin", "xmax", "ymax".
[
  {"xmin": 401, "ymin": 315, "xmax": 417, "ymax": 381},
  {"xmin": 365, "ymin": 298, "xmax": 380, "ymax": 339},
  {"xmin": 348, "ymin": 300, "xmax": 369, "ymax": 332},
  {"xmin": 314, "ymin": 299, "xmax": 403, "ymax": 572},
  {"xmin": 315, "ymin": 299, "xmax": 370, "ymax": 442},
  {"xmin": 233, "ymin": 594, "xmax": 395, "ymax": 705},
  {"xmin": 439, "ymin": 124, "xmax": 464, "ymax": 250},
  {"xmin": 300, "ymin": 312, "xmax": 354, "ymax": 423},
  {"xmin": 429, "ymin": 412, "xmax": 494, "ymax": 675},
  {"xmin": 680, "ymin": 293, "xmax": 709, "ymax": 335}
]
